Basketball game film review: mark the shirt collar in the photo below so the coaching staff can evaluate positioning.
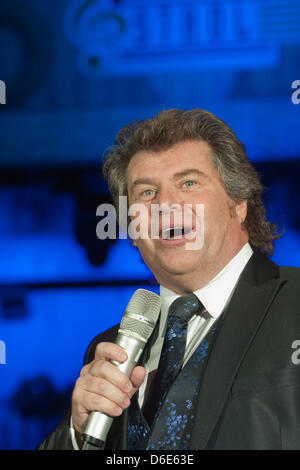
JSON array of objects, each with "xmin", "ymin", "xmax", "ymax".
[{"xmin": 159, "ymin": 242, "xmax": 253, "ymax": 334}]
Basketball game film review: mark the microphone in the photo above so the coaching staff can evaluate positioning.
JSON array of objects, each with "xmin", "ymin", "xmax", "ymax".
[{"xmin": 81, "ymin": 288, "xmax": 161, "ymax": 450}]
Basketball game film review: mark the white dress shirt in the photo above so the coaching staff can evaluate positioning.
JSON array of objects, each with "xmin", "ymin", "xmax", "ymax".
[
  {"xmin": 137, "ymin": 242, "xmax": 253, "ymax": 407},
  {"xmin": 71, "ymin": 242, "xmax": 253, "ymax": 448}
]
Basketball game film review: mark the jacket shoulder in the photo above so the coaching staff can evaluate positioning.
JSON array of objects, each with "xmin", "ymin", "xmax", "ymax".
[
  {"xmin": 83, "ymin": 324, "xmax": 120, "ymax": 365},
  {"xmin": 279, "ymin": 265, "xmax": 300, "ymax": 282}
]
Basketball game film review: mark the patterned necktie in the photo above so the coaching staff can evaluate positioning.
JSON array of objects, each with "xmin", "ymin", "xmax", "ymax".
[{"xmin": 143, "ymin": 293, "xmax": 206, "ymax": 427}]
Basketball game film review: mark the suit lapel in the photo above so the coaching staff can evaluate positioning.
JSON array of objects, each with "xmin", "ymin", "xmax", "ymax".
[{"xmin": 190, "ymin": 252, "xmax": 285, "ymax": 449}]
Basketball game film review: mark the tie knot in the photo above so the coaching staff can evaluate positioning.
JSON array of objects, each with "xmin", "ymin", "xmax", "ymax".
[{"xmin": 168, "ymin": 293, "xmax": 205, "ymax": 325}]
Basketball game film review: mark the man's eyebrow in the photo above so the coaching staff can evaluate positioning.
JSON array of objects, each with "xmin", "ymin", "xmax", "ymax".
[
  {"xmin": 130, "ymin": 177, "xmax": 158, "ymax": 189},
  {"xmin": 172, "ymin": 168, "xmax": 208, "ymax": 180},
  {"xmin": 130, "ymin": 169, "xmax": 208, "ymax": 190}
]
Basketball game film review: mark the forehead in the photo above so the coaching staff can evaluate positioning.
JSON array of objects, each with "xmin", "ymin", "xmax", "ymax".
[{"xmin": 127, "ymin": 140, "xmax": 216, "ymax": 184}]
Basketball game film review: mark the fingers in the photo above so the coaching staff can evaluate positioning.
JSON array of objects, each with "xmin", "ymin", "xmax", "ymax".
[
  {"xmin": 73, "ymin": 386, "xmax": 129, "ymax": 419},
  {"xmin": 75, "ymin": 373, "xmax": 131, "ymax": 412},
  {"xmin": 71, "ymin": 341, "xmax": 146, "ymax": 435},
  {"xmin": 81, "ymin": 360, "xmax": 133, "ymax": 394},
  {"xmin": 94, "ymin": 342, "xmax": 128, "ymax": 363}
]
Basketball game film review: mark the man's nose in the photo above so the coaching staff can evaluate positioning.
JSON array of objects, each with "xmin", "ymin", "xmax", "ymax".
[{"xmin": 157, "ymin": 186, "xmax": 183, "ymax": 210}]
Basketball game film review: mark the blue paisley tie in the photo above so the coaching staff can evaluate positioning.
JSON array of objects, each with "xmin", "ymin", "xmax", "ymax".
[{"xmin": 143, "ymin": 293, "xmax": 206, "ymax": 427}]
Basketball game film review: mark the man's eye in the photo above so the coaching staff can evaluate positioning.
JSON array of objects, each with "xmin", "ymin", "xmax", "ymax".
[
  {"xmin": 183, "ymin": 180, "xmax": 196, "ymax": 188},
  {"xmin": 142, "ymin": 189, "xmax": 155, "ymax": 197}
]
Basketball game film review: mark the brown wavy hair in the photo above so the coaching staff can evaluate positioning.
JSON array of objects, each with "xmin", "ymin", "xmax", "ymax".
[{"xmin": 102, "ymin": 108, "xmax": 280, "ymax": 255}]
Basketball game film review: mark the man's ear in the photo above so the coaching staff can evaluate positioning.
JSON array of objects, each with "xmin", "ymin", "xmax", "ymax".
[{"xmin": 235, "ymin": 200, "xmax": 247, "ymax": 224}]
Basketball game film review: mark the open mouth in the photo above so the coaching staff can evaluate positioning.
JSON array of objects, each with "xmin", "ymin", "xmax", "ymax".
[{"xmin": 161, "ymin": 226, "xmax": 193, "ymax": 240}]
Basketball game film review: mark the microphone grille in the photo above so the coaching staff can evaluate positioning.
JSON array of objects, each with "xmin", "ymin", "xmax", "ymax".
[{"xmin": 120, "ymin": 289, "xmax": 161, "ymax": 341}]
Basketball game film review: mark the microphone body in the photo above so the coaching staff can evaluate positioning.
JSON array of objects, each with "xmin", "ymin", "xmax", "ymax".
[
  {"xmin": 81, "ymin": 289, "xmax": 161, "ymax": 450},
  {"xmin": 83, "ymin": 333, "xmax": 144, "ymax": 446}
]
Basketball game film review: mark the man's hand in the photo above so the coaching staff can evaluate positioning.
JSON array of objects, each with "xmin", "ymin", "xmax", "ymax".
[{"xmin": 71, "ymin": 342, "xmax": 146, "ymax": 437}]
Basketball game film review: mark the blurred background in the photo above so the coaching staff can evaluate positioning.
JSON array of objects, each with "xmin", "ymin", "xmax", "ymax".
[{"xmin": 0, "ymin": 0, "xmax": 300, "ymax": 450}]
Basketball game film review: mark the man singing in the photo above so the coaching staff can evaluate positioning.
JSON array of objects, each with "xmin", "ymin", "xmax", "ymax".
[{"xmin": 38, "ymin": 109, "xmax": 300, "ymax": 450}]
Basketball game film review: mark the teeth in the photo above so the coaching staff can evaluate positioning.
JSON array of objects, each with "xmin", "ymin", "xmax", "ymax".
[
  {"xmin": 161, "ymin": 227, "xmax": 183, "ymax": 239},
  {"xmin": 161, "ymin": 226, "xmax": 193, "ymax": 239}
]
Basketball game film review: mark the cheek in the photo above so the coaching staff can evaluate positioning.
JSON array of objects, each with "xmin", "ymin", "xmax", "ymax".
[
  {"xmin": 134, "ymin": 238, "xmax": 157, "ymax": 270},
  {"xmin": 201, "ymin": 194, "xmax": 233, "ymax": 232},
  {"xmin": 127, "ymin": 202, "xmax": 151, "ymax": 239}
]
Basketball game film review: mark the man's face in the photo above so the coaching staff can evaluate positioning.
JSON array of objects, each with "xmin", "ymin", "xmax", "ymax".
[{"xmin": 127, "ymin": 140, "xmax": 248, "ymax": 293}]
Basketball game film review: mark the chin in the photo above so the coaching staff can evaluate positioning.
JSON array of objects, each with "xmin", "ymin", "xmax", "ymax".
[
  {"xmin": 157, "ymin": 256, "xmax": 201, "ymax": 277},
  {"xmin": 140, "ymin": 244, "xmax": 203, "ymax": 278}
]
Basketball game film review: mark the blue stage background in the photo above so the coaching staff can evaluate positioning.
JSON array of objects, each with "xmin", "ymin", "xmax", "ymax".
[{"xmin": 0, "ymin": 0, "xmax": 300, "ymax": 449}]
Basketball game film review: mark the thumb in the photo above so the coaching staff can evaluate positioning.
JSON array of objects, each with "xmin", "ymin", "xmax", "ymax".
[{"xmin": 129, "ymin": 366, "xmax": 146, "ymax": 397}]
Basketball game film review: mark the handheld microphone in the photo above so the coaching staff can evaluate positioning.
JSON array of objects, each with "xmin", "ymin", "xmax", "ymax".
[{"xmin": 81, "ymin": 288, "xmax": 161, "ymax": 450}]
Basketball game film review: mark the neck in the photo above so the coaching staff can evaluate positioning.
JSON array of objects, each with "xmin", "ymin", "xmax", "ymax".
[{"xmin": 158, "ymin": 241, "xmax": 250, "ymax": 295}]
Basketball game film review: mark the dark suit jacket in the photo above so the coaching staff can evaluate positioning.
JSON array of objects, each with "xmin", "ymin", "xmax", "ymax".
[{"xmin": 38, "ymin": 251, "xmax": 300, "ymax": 450}]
